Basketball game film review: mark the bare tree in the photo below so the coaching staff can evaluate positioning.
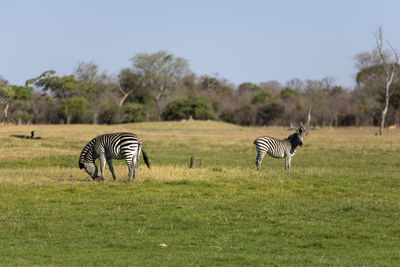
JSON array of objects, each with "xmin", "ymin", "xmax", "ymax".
[{"xmin": 374, "ymin": 27, "xmax": 399, "ymax": 135}]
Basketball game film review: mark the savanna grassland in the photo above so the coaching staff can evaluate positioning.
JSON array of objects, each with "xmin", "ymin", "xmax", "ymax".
[{"xmin": 0, "ymin": 121, "xmax": 399, "ymax": 266}]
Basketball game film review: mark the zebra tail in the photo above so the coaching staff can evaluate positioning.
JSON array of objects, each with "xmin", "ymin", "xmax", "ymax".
[{"xmin": 141, "ymin": 148, "xmax": 150, "ymax": 168}]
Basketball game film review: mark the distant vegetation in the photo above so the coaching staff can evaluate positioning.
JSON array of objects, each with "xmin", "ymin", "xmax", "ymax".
[{"xmin": 1, "ymin": 46, "xmax": 399, "ymax": 128}]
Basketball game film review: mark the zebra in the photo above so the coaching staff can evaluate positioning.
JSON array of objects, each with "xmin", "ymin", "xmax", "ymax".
[
  {"xmin": 254, "ymin": 127, "xmax": 305, "ymax": 171},
  {"xmin": 79, "ymin": 132, "xmax": 150, "ymax": 181}
]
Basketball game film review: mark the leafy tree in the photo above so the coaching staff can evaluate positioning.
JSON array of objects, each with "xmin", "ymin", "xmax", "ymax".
[
  {"xmin": 12, "ymin": 85, "xmax": 34, "ymax": 100},
  {"xmin": 238, "ymin": 82, "xmax": 260, "ymax": 94},
  {"xmin": 234, "ymin": 105, "xmax": 255, "ymax": 126},
  {"xmin": 259, "ymin": 80, "xmax": 282, "ymax": 94},
  {"xmin": 62, "ymin": 97, "xmax": 88, "ymax": 124},
  {"xmin": 0, "ymin": 79, "xmax": 14, "ymax": 124},
  {"xmin": 118, "ymin": 68, "xmax": 152, "ymax": 106},
  {"xmin": 74, "ymin": 62, "xmax": 119, "ymax": 124},
  {"xmin": 27, "ymin": 70, "xmax": 99, "ymax": 100},
  {"xmin": 257, "ymin": 102, "xmax": 285, "ymax": 125},
  {"xmin": 0, "ymin": 78, "xmax": 33, "ymax": 124},
  {"xmin": 74, "ymin": 61, "xmax": 103, "ymax": 84},
  {"xmin": 278, "ymin": 87, "xmax": 299, "ymax": 99},
  {"xmin": 161, "ymin": 96, "xmax": 216, "ymax": 121},
  {"xmin": 356, "ymin": 64, "xmax": 400, "ymax": 126},
  {"xmin": 9, "ymin": 100, "xmax": 33, "ymax": 125},
  {"xmin": 219, "ymin": 109, "xmax": 236, "ymax": 123},
  {"xmin": 251, "ymin": 90, "xmax": 272, "ymax": 105},
  {"xmin": 131, "ymin": 51, "xmax": 192, "ymax": 121},
  {"xmin": 31, "ymin": 93, "xmax": 60, "ymax": 124},
  {"xmin": 27, "ymin": 69, "xmax": 104, "ymax": 123},
  {"xmin": 98, "ymin": 101, "xmax": 120, "ymax": 124},
  {"xmin": 9, "ymin": 85, "xmax": 34, "ymax": 124},
  {"xmin": 198, "ymin": 75, "xmax": 234, "ymax": 97}
]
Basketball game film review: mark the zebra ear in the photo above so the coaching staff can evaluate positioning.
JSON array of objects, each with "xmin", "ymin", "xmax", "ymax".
[{"xmin": 79, "ymin": 162, "xmax": 84, "ymax": 169}]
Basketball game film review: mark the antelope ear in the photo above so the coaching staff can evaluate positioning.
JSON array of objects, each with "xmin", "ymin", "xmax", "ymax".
[{"xmin": 79, "ymin": 162, "xmax": 84, "ymax": 169}]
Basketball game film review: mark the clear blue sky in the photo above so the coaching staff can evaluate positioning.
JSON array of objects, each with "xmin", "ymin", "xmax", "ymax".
[{"xmin": 1, "ymin": 0, "xmax": 400, "ymax": 89}]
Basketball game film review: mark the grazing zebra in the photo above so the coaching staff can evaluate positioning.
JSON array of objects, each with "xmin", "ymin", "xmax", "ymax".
[
  {"xmin": 79, "ymin": 132, "xmax": 150, "ymax": 181},
  {"xmin": 254, "ymin": 127, "xmax": 305, "ymax": 171}
]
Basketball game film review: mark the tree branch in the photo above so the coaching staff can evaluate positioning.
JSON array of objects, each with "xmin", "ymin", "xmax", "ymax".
[{"xmin": 117, "ymin": 82, "xmax": 133, "ymax": 107}]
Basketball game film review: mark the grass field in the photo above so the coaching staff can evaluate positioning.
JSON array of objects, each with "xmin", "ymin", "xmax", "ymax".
[{"xmin": 0, "ymin": 121, "xmax": 399, "ymax": 266}]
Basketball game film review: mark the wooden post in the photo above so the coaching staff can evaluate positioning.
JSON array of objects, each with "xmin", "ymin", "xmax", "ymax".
[
  {"xmin": 200, "ymin": 160, "xmax": 203, "ymax": 169},
  {"xmin": 190, "ymin": 156, "xmax": 195, "ymax": 168}
]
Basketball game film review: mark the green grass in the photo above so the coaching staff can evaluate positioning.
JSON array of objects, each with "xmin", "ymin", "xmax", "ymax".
[{"xmin": 0, "ymin": 122, "xmax": 399, "ymax": 266}]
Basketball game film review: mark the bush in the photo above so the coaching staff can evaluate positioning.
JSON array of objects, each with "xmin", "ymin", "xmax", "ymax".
[
  {"xmin": 251, "ymin": 90, "xmax": 272, "ymax": 105},
  {"xmin": 338, "ymin": 114, "xmax": 357, "ymax": 126},
  {"xmin": 122, "ymin": 103, "xmax": 146, "ymax": 123},
  {"xmin": 257, "ymin": 102, "xmax": 285, "ymax": 125},
  {"xmin": 219, "ymin": 109, "xmax": 235, "ymax": 123},
  {"xmin": 234, "ymin": 105, "xmax": 256, "ymax": 126},
  {"xmin": 98, "ymin": 103, "xmax": 119, "ymax": 124},
  {"xmin": 161, "ymin": 97, "xmax": 216, "ymax": 121},
  {"xmin": 278, "ymin": 87, "xmax": 299, "ymax": 99}
]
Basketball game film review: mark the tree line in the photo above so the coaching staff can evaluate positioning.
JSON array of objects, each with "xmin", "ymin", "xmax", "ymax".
[{"xmin": 1, "ymin": 45, "xmax": 399, "ymax": 129}]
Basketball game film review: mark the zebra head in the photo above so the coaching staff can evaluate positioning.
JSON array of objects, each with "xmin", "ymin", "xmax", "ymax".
[
  {"xmin": 288, "ymin": 127, "xmax": 305, "ymax": 146},
  {"xmin": 296, "ymin": 127, "xmax": 305, "ymax": 146},
  {"xmin": 79, "ymin": 160, "xmax": 99, "ymax": 179}
]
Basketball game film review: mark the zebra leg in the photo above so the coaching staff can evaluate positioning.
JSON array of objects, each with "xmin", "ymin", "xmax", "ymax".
[
  {"xmin": 107, "ymin": 159, "xmax": 117, "ymax": 180},
  {"xmin": 126, "ymin": 158, "xmax": 133, "ymax": 181},
  {"xmin": 255, "ymin": 152, "xmax": 266, "ymax": 171},
  {"xmin": 285, "ymin": 156, "xmax": 292, "ymax": 171},
  {"xmin": 132, "ymin": 167, "xmax": 137, "ymax": 181},
  {"xmin": 99, "ymin": 155, "xmax": 106, "ymax": 181},
  {"xmin": 131, "ymin": 154, "xmax": 139, "ymax": 181}
]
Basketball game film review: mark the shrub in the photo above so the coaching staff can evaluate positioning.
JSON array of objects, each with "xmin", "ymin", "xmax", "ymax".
[
  {"xmin": 161, "ymin": 97, "xmax": 216, "ymax": 121},
  {"xmin": 98, "ymin": 102, "xmax": 119, "ymax": 124},
  {"xmin": 122, "ymin": 103, "xmax": 146, "ymax": 123},
  {"xmin": 219, "ymin": 109, "xmax": 236, "ymax": 123},
  {"xmin": 257, "ymin": 102, "xmax": 285, "ymax": 125},
  {"xmin": 234, "ymin": 105, "xmax": 256, "ymax": 126},
  {"xmin": 251, "ymin": 90, "xmax": 272, "ymax": 105}
]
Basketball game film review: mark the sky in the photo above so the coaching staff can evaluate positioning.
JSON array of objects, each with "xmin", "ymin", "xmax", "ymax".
[{"xmin": 1, "ymin": 0, "xmax": 400, "ymax": 89}]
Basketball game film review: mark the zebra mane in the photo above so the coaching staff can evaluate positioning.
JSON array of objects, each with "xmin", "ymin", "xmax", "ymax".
[{"xmin": 79, "ymin": 138, "xmax": 96, "ymax": 167}]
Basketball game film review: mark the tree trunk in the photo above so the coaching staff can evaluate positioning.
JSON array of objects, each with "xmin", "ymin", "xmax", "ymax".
[
  {"xmin": 2, "ymin": 103, "xmax": 9, "ymax": 125},
  {"xmin": 379, "ymin": 72, "xmax": 394, "ymax": 135},
  {"xmin": 117, "ymin": 82, "xmax": 133, "ymax": 107},
  {"xmin": 153, "ymin": 95, "xmax": 162, "ymax": 121},
  {"xmin": 92, "ymin": 113, "xmax": 98, "ymax": 124},
  {"xmin": 119, "ymin": 90, "xmax": 133, "ymax": 107},
  {"xmin": 66, "ymin": 115, "xmax": 72, "ymax": 124},
  {"xmin": 374, "ymin": 27, "xmax": 398, "ymax": 136},
  {"xmin": 379, "ymin": 85, "xmax": 391, "ymax": 135},
  {"xmin": 305, "ymin": 107, "xmax": 311, "ymax": 135}
]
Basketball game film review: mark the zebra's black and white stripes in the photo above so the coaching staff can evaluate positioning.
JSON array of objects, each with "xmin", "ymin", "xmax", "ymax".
[
  {"xmin": 254, "ymin": 127, "xmax": 305, "ymax": 171},
  {"xmin": 79, "ymin": 132, "xmax": 150, "ymax": 181}
]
